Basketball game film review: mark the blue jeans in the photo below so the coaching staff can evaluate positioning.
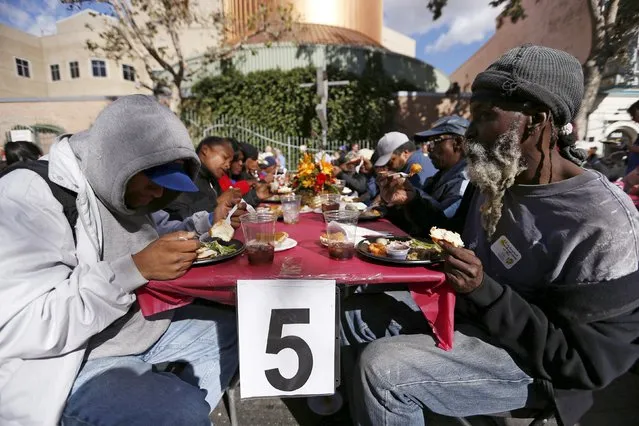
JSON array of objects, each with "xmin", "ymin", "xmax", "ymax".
[
  {"xmin": 61, "ymin": 304, "xmax": 238, "ymax": 426},
  {"xmin": 341, "ymin": 292, "xmax": 547, "ymax": 426}
]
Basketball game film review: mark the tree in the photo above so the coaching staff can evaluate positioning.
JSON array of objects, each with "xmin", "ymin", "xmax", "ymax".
[
  {"xmin": 64, "ymin": 0, "xmax": 294, "ymax": 114},
  {"xmin": 426, "ymin": 0, "xmax": 639, "ymax": 138}
]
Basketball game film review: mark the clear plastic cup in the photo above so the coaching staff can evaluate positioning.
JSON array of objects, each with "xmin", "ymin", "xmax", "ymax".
[
  {"xmin": 322, "ymin": 209, "xmax": 359, "ymax": 260},
  {"xmin": 320, "ymin": 193, "xmax": 341, "ymax": 213},
  {"xmin": 240, "ymin": 212, "xmax": 277, "ymax": 265},
  {"xmin": 281, "ymin": 194, "xmax": 302, "ymax": 224}
]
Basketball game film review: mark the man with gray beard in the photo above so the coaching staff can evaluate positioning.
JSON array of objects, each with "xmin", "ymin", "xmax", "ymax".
[{"xmin": 342, "ymin": 45, "xmax": 639, "ymax": 426}]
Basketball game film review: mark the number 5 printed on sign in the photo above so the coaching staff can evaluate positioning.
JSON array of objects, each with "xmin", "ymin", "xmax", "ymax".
[{"xmin": 237, "ymin": 280, "xmax": 337, "ymax": 399}]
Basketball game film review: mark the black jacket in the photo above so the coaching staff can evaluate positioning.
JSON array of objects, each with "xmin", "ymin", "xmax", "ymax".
[
  {"xmin": 165, "ymin": 167, "xmax": 219, "ymax": 221},
  {"xmin": 452, "ymin": 186, "xmax": 639, "ymax": 426}
]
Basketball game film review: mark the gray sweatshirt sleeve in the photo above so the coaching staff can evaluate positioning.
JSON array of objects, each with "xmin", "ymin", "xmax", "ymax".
[{"xmin": 152, "ymin": 210, "xmax": 211, "ymax": 236}]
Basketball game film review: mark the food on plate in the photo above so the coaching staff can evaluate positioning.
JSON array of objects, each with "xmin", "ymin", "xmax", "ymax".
[
  {"xmin": 386, "ymin": 241, "xmax": 410, "ymax": 260},
  {"xmin": 361, "ymin": 237, "xmax": 444, "ymax": 262},
  {"xmin": 277, "ymin": 186, "xmax": 293, "ymax": 194},
  {"xmin": 409, "ymin": 163, "xmax": 423, "ymax": 177},
  {"xmin": 196, "ymin": 240, "xmax": 238, "ymax": 260},
  {"xmin": 256, "ymin": 231, "xmax": 288, "ymax": 245},
  {"xmin": 320, "ymin": 231, "xmax": 346, "ymax": 246},
  {"xmin": 368, "ymin": 242, "xmax": 387, "ymax": 256},
  {"xmin": 342, "ymin": 187, "xmax": 353, "ymax": 195},
  {"xmin": 209, "ymin": 220, "xmax": 234, "ymax": 242},
  {"xmin": 429, "ymin": 227, "xmax": 464, "ymax": 248},
  {"xmin": 345, "ymin": 202, "xmax": 367, "ymax": 212},
  {"xmin": 361, "ymin": 208, "xmax": 382, "ymax": 218}
]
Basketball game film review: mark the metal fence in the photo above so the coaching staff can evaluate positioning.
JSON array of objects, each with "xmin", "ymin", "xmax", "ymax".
[{"xmin": 183, "ymin": 113, "xmax": 374, "ymax": 168}]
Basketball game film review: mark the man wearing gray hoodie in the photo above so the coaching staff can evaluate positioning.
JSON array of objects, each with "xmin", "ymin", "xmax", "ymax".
[{"xmin": 0, "ymin": 95, "xmax": 237, "ymax": 425}]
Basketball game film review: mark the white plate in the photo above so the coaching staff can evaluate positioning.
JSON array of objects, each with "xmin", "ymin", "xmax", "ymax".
[{"xmin": 275, "ymin": 238, "xmax": 297, "ymax": 252}]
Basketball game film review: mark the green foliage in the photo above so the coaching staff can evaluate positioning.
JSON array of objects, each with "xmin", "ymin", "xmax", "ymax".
[{"xmin": 185, "ymin": 64, "xmax": 417, "ymax": 141}]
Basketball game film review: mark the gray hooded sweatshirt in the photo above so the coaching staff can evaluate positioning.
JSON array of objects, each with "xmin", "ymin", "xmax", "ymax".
[{"xmin": 68, "ymin": 95, "xmax": 200, "ymax": 359}]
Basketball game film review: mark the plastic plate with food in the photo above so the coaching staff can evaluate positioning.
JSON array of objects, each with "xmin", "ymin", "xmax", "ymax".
[
  {"xmin": 356, "ymin": 236, "xmax": 444, "ymax": 265},
  {"xmin": 358, "ymin": 208, "xmax": 384, "ymax": 221},
  {"xmin": 194, "ymin": 236, "xmax": 245, "ymax": 266}
]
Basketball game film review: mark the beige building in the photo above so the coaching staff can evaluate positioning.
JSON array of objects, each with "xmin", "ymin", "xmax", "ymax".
[
  {"xmin": 0, "ymin": 0, "xmax": 426, "ymax": 152},
  {"xmin": 0, "ymin": 11, "xmax": 149, "ymax": 99}
]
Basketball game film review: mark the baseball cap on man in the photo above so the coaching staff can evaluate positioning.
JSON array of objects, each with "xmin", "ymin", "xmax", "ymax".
[
  {"xmin": 374, "ymin": 132, "xmax": 410, "ymax": 167},
  {"xmin": 144, "ymin": 162, "xmax": 199, "ymax": 192},
  {"xmin": 414, "ymin": 115, "xmax": 470, "ymax": 142}
]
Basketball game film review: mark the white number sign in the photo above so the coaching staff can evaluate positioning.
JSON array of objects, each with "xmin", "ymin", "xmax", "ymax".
[{"xmin": 237, "ymin": 279, "xmax": 336, "ymax": 399}]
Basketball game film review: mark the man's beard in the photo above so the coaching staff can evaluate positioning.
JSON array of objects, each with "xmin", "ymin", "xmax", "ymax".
[{"xmin": 464, "ymin": 119, "xmax": 526, "ymax": 239}]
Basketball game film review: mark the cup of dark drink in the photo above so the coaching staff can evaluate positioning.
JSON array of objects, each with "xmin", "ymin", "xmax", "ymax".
[
  {"xmin": 240, "ymin": 212, "xmax": 277, "ymax": 265},
  {"xmin": 320, "ymin": 193, "xmax": 341, "ymax": 213},
  {"xmin": 322, "ymin": 210, "xmax": 359, "ymax": 260}
]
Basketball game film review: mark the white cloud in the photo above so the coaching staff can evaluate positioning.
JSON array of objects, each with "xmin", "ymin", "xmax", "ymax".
[
  {"xmin": 383, "ymin": 0, "xmax": 503, "ymax": 54},
  {"xmin": 27, "ymin": 14, "xmax": 57, "ymax": 36},
  {"xmin": 0, "ymin": 3, "xmax": 32, "ymax": 29},
  {"xmin": 1, "ymin": 0, "xmax": 67, "ymax": 36},
  {"xmin": 425, "ymin": 4, "xmax": 502, "ymax": 53}
]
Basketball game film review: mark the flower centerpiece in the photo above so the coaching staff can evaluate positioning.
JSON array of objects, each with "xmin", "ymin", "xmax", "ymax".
[{"xmin": 291, "ymin": 153, "xmax": 337, "ymax": 207}]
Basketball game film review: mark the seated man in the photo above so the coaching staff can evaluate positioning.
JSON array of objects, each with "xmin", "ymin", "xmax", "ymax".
[
  {"xmin": 218, "ymin": 140, "xmax": 270, "ymax": 207},
  {"xmin": 333, "ymin": 156, "xmax": 369, "ymax": 200},
  {"xmin": 374, "ymin": 131, "xmax": 437, "ymax": 188},
  {"xmin": 0, "ymin": 95, "xmax": 238, "ymax": 425},
  {"xmin": 373, "ymin": 132, "xmax": 437, "ymax": 231},
  {"xmin": 164, "ymin": 135, "xmax": 239, "ymax": 220},
  {"xmin": 379, "ymin": 115, "xmax": 470, "ymax": 236},
  {"xmin": 343, "ymin": 46, "xmax": 639, "ymax": 426}
]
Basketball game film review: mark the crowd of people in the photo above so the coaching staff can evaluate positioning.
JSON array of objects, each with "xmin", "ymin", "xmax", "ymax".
[{"xmin": 0, "ymin": 45, "xmax": 638, "ymax": 426}]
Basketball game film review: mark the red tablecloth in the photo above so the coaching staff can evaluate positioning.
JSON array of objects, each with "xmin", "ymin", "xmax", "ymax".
[{"xmin": 137, "ymin": 213, "xmax": 455, "ymax": 350}]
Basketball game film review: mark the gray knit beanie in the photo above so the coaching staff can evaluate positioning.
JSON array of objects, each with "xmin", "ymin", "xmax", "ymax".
[
  {"xmin": 471, "ymin": 44, "xmax": 586, "ymax": 164},
  {"xmin": 471, "ymin": 44, "xmax": 583, "ymax": 126}
]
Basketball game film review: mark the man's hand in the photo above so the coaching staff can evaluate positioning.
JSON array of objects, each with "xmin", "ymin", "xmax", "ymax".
[
  {"xmin": 217, "ymin": 188, "xmax": 240, "ymax": 208},
  {"xmin": 228, "ymin": 202, "xmax": 247, "ymax": 229},
  {"xmin": 213, "ymin": 190, "xmax": 242, "ymax": 225},
  {"xmin": 255, "ymin": 183, "xmax": 272, "ymax": 200},
  {"xmin": 379, "ymin": 176, "xmax": 415, "ymax": 206},
  {"xmin": 132, "ymin": 231, "xmax": 200, "ymax": 281},
  {"xmin": 440, "ymin": 243, "xmax": 484, "ymax": 294},
  {"xmin": 359, "ymin": 158, "xmax": 373, "ymax": 175}
]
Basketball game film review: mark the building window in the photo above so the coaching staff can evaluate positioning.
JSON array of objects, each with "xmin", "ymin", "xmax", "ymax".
[
  {"xmin": 122, "ymin": 64, "xmax": 135, "ymax": 82},
  {"xmin": 50, "ymin": 64, "xmax": 60, "ymax": 81},
  {"xmin": 91, "ymin": 59, "xmax": 107, "ymax": 77},
  {"xmin": 15, "ymin": 58, "xmax": 30, "ymax": 78},
  {"xmin": 69, "ymin": 61, "xmax": 80, "ymax": 79}
]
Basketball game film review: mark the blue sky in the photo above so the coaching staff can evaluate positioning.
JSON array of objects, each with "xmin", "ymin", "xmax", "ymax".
[{"xmin": 0, "ymin": 0, "xmax": 500, "ymax": 76}]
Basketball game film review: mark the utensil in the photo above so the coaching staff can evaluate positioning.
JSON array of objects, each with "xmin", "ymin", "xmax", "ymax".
[{"xmin": 225, "ymin": 202, "xmax": 240, "ymax": 225}]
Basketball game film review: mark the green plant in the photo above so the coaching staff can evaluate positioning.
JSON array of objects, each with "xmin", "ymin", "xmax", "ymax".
[{"xmin": 185, "ymin": 63, "xmax": 417, "ymax": 141}]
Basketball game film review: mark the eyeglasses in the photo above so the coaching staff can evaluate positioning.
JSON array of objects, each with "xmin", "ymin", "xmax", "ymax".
[{"xmin": 426, "ymin": 136, "xmax": 455, "ymax": 146}]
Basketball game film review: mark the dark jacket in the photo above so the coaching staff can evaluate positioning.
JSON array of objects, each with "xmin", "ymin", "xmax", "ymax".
[
  {"xmin": 337, "ymin": 170, "xmax": 369, "ymax": 202},
  {"xmin": 452, "ymin": 186, "xmax": 639, "ymax": 426},
  {"xmin": 165, "ymin": 167, "xmax": 219, "ymax": 221},
  {"xmin": 406, "ymin": 159, "xmax": 468, "ymax": 236}
]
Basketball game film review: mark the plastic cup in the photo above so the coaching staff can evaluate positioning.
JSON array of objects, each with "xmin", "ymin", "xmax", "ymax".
[
  {"xmin": 320, "ymin": 193, "xmax": 341, "ymax": 213},
  {"xmin": 281, "ymin": 194, "xmax": 302, "ymax": 224},
  {"xmin": 240, "ymin": 212, "xmax": 277, "ymax": 265},
  {"xmin": 322, "ymin": 209, "xmax": 359, "ymax": 260}
]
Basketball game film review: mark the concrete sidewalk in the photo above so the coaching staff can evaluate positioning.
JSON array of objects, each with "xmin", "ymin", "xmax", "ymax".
[{"xmin": 211, "ymin": 372, "xmax": 639, "ymax": 425}]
